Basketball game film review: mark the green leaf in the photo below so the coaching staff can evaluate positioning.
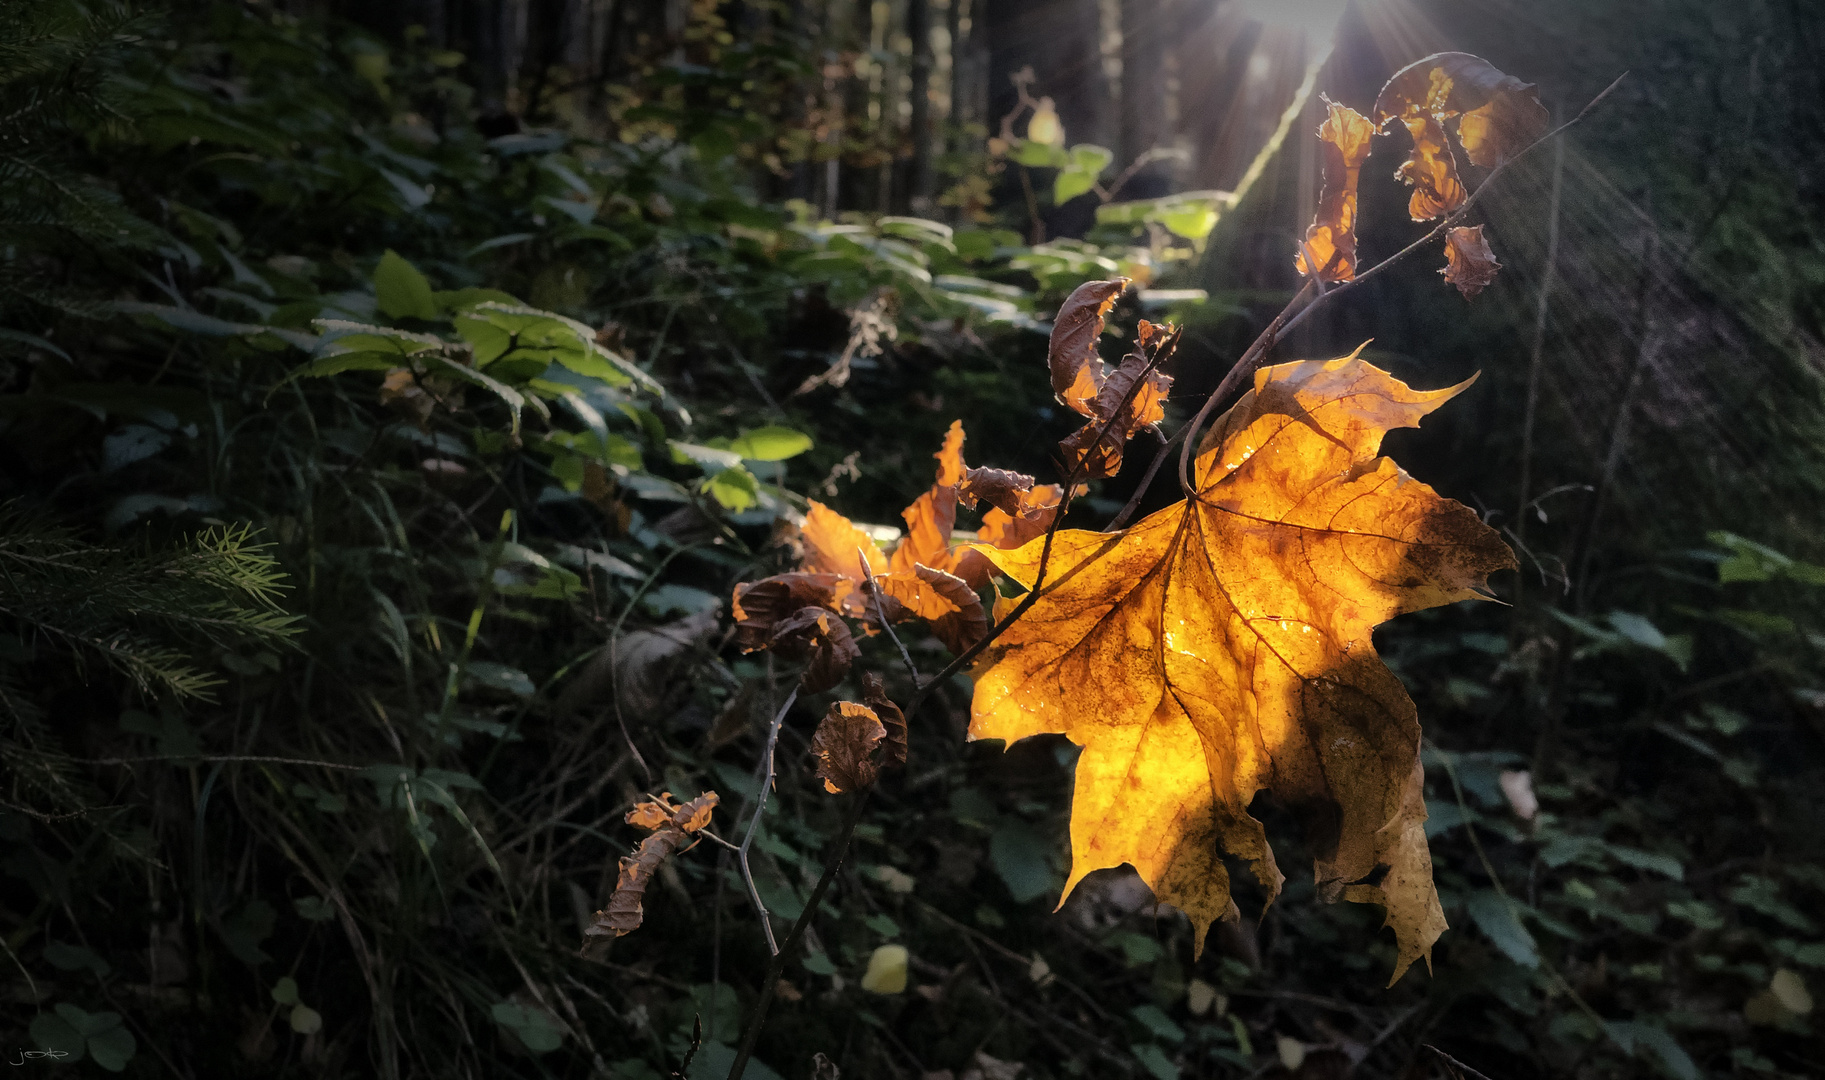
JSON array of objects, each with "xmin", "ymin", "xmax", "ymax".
[
  {"xmin": 802, "ymin": 951, "xmax": 837, "ymax": 976},
  {"xmin": 1131, "ymin": 1004, "xmax": 1186, "ymax": 1044},
  {"xmin": 272, "ymin": 976, "xmax": 300, "ymax": 1005},
  {"xmin": 1010, "ymin": 140, "xmax": 1068, "ymax": 168},
  {"xmin": 1054, "ymin": 144, "xmax": 1112, "ymax": 202},
  {"xmin": 671, "ymin": 441, "xmax": 744, "ymax": 473},
  {"xmin": 374, "ymin": 250, "xmax": 438, "ymax": 320},
  {"xmin": 86, "ymin": 1021, "xmax": 136, "ymax": 1072},
  {"xmin": 43, "ymin": 940, "xmax": 111, "ymax": 978},
  {"xmin": 1467, "ymin": 890, "xmax": 1539, "ymax": 967},
  {"xmin": 30, "ymin": 1010, "xmax": 85, "ymax": 1062},
  {"xmin": 1054, "ymin": 168, "xmax": 1098, "ymax": 204},
  {"xmin": 490, "ymin": 1002, "xmax": 564, "ymax": 1054},
  {"xmin": 289, "ymin": 1004, "xmax": 323, "ymax": 1035},
  {"xmin": 294, "ymin": 896, "xmax": 336, "ymax": 921},
  {"xmin": 465, "ymin": 661, "xmax": 535, "ymax": 697},
  {"xmin": 728, "ymin": 426, "xmax": 812, "ymax": 461},
  {"xmin": 1606, "ymin": 1022, "xmax": 1698, "ymax": 1080},
  {"xmin": 989, "ymin": 820, "xmax": 1057, "ymax": 903},
  {"xmin": 1131, "ymin": 1041, "xmax": 1180, "ymax": 1080},
  {"xmin": 220, "ymin": 899, "xmax": 277, "ymax": 965},
  {"xmin": 704, "ymin": 464, "xmax": 760, "ymax": 510}
]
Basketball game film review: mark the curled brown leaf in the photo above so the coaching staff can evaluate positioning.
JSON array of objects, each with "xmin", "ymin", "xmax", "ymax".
[
  {"xmin": 732, "ymin": 573, "xmax": 845, "ymax": 651},
  {"xmin": 587, "ymin": 791, "xmax": 720, "ymax": 940},
  {"xmin": 1057, "ymin": 320, "xmax": 1174, "ymax": 479},
  {"xmin": 811, "ymin": 701, "xmax": 886, "ymax": 793},
  {"xmin": 769, "ymin": 606, "xmax": 861, "ymax": 693},
  {"xmin": 1296, "ymin": 101, "xmax": 1377, "ymax": 282},
  {"xmin": 958, "ymin": 466, "xmax": 1037, "ymax": 517},
  {"xmin": 1374, "ymin": 53, "xmax": 1548, "ymax": 221},
  {"xmin": 1048, "ymin": 278, "xmax": 1129, "ymax": 417},
  {"xmin": 1441, "ymin": 225, "xmax": 1502, "ymax": 298},
  {"xmin": 861, "ymin": 672, "xmax": 908, "ymax": 769}
]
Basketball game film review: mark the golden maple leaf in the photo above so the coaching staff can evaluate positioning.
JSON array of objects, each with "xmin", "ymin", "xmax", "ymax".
[{"xmin": 967, "ymin": 354, "xmax": 1515, "ymax": 983}]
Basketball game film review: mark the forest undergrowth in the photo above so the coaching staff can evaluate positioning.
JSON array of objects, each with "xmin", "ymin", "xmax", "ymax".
[{"xmin": 1, "ymin": 2, "xmax": 1823, "ymax": 1079}]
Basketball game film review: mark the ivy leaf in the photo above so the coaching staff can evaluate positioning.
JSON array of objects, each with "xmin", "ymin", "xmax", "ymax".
[{"xmin": 967, "ymin": 355, "xmax": 1514, "ymax": 983}]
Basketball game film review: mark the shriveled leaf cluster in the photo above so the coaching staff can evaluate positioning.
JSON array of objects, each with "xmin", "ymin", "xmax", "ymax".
[
  {"xmin": 585, "ymin": 791, "xmax": 719, "ymax": 942},
  {"xmin": 1296, "ymin": 52, "xmax": 1546, "ymax": 297},
  {"xmin": 732, "ymin": 419, "xmax": 1066, "ymax": 683}
]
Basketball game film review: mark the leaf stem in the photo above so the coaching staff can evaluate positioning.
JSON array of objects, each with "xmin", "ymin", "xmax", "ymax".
[
  {"xmin": 737, "ymin": 686, "xmax": 799, "ymax": 956},
  {"xmin": 726, "ymin": 787, "xmax": 871, "ymax": 1079}
]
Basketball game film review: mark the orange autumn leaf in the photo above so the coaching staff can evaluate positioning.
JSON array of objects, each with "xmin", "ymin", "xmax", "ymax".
[
  {"xmin": 890, "ymin": 420, "xmax": 968, "ymax": 581},
  {"xmin": 1374, "ymin": 53, "xmax": 1548, "ymax": 221},
  {"xmin": 1441, "ymin": 225, "xmax": 1502, "ymax": 298},
  {"xmin": 800, "ymin": 501, "xmax": 888, "ymax": 589},
  {"xmin": 966, "ymin": 355, "xmax": 1515, "ymax": 984},
  {"xmin": 1296, "ymin": 100, "xmax": 1377, "ymax": 282},
  {"xmin": 976, "ymin": 483, "xmax": 1065, "ymax": 552}
]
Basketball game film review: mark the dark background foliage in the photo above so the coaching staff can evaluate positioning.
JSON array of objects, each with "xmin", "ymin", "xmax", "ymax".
[{"xmin": 2, "ymin": 1, "xmax": 1822, "ymax": 1078}]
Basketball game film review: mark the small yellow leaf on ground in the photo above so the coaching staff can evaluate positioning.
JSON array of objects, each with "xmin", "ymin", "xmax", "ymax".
[{"xmin": 861, "ymin": 944, "xmax": 909, "ymax": 994}]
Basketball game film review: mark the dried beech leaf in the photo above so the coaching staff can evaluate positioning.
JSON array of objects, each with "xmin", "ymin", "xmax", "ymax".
[
  {"xmin": 1374, "ymin": 53, "xmax": 1547, "ymax": 220},
  {"xmin": 800, "ymin": 501, "xmax": 888, "ymax": 584},
  {"xmin": 624, "ymin": 798, "xmax": 675, "ymax": 832},
  {"xmin": 958, "ymin": 466, "xmax": 1037, "ymax": 517},
  {"xmin": 770, "ymin": 606, "xmax": 860, "ymax": 694},
  {"xmin": 732, "ymin": 573, "xmax": 845, "ymax": 650},
  {"xmin": 1296, "ymin": 101, "xmax": 1377, "ymax": 282},
  {"xmin": 812, "ymin": 701, "xmax": 886, "ymax": 793},
  {"xmin": 862, "ymin": 672, "xmax": 908, "ymax": 769},
  {"xmin": 977, "ymin": 484, "xmax": 1064, "ymax": 552},
  {"xmin": 878, "ymin": 568, "xmax": 964, "ymax": 620},
  {"xmin": 1048, "ymin": 278, "xmax": 1129, "ymax": 417},
  {"xmin": 1057, "ymin": 320, "xmax": 1174, "ymax": 479},
  {"xmin": 588, "ymin": 791, "xmax": 719, "ymax": 939},
  {"xmin": 934, "ymin": 418, "xmax": 967, "ymax": 487},
  {"xmin": 915, "ymin": 564, "xmax": 989, "ymax": 656},
  {"xmin": 1441, "ymin": 225, "xmax": 1502, "ymax": 298},
  {"xmin": 968, "ymin": 356, "xmax": 1515, "ymax": 984}
]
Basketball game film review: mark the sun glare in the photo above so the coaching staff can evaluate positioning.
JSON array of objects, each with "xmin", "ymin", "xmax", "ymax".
[{"xmin": 1230, "ymin": 0, "xmax": 1352, "ymax": 40}]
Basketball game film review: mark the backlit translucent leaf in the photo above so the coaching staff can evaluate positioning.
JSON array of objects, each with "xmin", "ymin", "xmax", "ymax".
[{"xmin": 968, "ymin": 356, "xmax": 1514, "ymax": 983}]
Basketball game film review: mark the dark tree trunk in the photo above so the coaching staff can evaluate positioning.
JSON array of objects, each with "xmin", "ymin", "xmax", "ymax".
[
  {"xmin": 1117, "ymin": 0, "xmax": 1173, "ymax": 200},
  {"xmin": 984, "ymin": 0, "xmax": 1110, "ymax": 237},
  {"xmin": 902, "ymin": 0, "xmax": 934, "ymax": 213}
]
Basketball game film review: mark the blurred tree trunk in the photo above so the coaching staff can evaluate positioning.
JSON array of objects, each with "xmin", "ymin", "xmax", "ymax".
[
  {"xmin": 901, "ymin": 0, "xmax": 935, "ymax": 213},
  {"xmin": 984, "ymin": 0, "xmax": 1110, "ymax": 237},
  {"xmin": 1178, "ymin": 15, "xmax": 1261, "ymax": 191},
  {"xmin": 1117, "ymin": 0, "xmax": 1172, "ymax": 200}
]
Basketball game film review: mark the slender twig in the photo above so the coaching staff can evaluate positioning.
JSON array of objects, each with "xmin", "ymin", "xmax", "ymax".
[
  {"xmin": 736, "ymin": 686, "xmax": 798, "ymax": 956},
  {"xmin": 1514, "ymin": 112, "xmax": 1567, "ymax": 562},
  {"xmin": 1105, "ymin": 424, "xmax": 1186, "ymax": 530},
  {"xmin": 77, "ymin": 754, "xmax": 365, "ymax": 771},
  {"xmin": 1426, "ymin": 1044, "xmax": 1497, "ymax": 1080},
  {"xmin": 1175, "ymin": 279, "xmax": 1316, "ymax": 494},
  {"xmin": 858, "ymin": 549, "xmax": 920, "ymax": 688},
  {"xmin": 1127, "ymin": 73, "xmax": 1628, "ymax": 521},
  {"xmin": 727, "ymin": 788, "xmax": 871, "ymax": 1079}
]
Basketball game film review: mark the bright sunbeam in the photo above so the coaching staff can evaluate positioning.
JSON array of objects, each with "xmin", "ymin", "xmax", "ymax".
[{"xmin": 1229, "ymin": 0, "xmax": 1352, "ymax": 40}]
